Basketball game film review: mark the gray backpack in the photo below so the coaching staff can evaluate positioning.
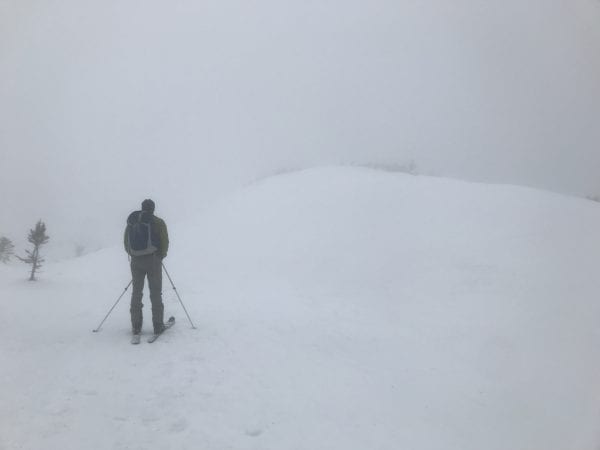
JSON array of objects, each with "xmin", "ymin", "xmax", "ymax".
[{"xmin": 126, "ymin": 211, "xmax": 158, "ymax": 256}]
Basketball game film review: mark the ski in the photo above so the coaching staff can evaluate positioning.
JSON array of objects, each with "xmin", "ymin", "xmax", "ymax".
[
  {"xmin": 147, "ymin": 316, "xmax": 175, "ymax": 343},
  {"xmin": 131, "ymin": 334, "xmax": 141, "ymax": 345}
]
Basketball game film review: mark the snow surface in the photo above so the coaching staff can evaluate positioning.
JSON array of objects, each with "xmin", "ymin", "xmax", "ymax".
[{"xmin": 2, "ymin": 167, "xmax": 600, "ymax": 450}]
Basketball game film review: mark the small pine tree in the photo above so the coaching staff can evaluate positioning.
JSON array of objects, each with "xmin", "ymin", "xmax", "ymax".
[
  {"xmin": 0, "ymin": 237, "xmax": 14, "ymax": 263},
  {"xmin": 18, "ymin": 220, "xmax": 50, "ymax": 281}
]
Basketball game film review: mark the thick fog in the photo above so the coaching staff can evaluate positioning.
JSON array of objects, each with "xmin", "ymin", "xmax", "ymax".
[{"xmin": 2, "ymin": 0, "xmax": 600, "ymax": 254}]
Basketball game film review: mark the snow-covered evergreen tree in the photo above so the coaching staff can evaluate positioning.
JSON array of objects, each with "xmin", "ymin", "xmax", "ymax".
[
  {"xmin": 0, "ymin": 237, "xmax": 14, "ymax": 263},
  {"xmin": 18, "ymin": 220, "xmax": 49, "ymax": 280}
]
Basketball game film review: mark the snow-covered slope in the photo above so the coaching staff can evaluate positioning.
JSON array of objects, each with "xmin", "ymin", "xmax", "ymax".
[{"xmin": 2, "ymin": 167, "xmax": 600, "ymax": 450}]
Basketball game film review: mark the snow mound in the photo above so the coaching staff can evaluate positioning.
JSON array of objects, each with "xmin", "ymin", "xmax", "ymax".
[{"xmin": 2, "ymin": 166, "xmax": 600, "ymax": 450}]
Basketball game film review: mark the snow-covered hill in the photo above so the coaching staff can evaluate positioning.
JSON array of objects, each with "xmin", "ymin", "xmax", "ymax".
[{"xmin": 2, "ymin": 167, "xmax": 600, "ymax": 450}]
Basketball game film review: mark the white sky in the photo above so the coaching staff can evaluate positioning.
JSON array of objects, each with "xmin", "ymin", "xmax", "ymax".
[{"xmin": 1, "ymin": 0, "xmax": 599, "ymax": 250}]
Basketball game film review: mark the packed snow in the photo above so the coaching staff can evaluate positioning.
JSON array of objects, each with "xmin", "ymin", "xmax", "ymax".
[{"xmin": 2, "ymin": 167, "xmax": 600, "ymax": 450}]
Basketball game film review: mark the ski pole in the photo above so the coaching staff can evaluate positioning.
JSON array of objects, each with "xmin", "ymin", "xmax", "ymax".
[
  {"xmin": 162, "ymin": 262, "xmax": 197, "ymax": 329},
  {"xmin": 92, "ymin": 280, "xmax": 133, "ymax": 332}
]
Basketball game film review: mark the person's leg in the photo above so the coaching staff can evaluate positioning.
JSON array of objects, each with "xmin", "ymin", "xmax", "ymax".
[
  {"xmin": 130, "ymin": 257, "xmax": 147, "ymax": 334},
  {"xmin": 147, "ymin": 255, "xmax": 164, "ymax": 334}
]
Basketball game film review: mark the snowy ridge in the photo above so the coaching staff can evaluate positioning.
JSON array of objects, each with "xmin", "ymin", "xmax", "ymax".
[{"xmin": 2, "ymin": 167, "xmax": 600, "ymax": 450}]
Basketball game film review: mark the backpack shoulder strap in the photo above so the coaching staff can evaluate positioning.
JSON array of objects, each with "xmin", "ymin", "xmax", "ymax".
[{"xmin": 127, "ymin": 210, "xmax": 144, "ymax": 225}]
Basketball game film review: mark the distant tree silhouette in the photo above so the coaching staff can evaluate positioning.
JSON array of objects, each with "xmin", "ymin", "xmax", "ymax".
[
  {"xmin": 0, "ymin": 237, "xmax": 14, "ymax": 263},
  {"xmin": 586, "ymin": 194, "xmax": 600, "ymax": 203},
  {"xmin": 18, "ymin": 220, "xmax": 50, "ymax": 281},
  {"xmin": 75, "ymin": 243, "xmax": 85, "ymax": 258}
]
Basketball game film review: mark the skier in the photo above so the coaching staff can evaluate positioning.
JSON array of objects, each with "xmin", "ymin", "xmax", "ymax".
[{"xmin": 124, "ymin": 199, "xmax": 169, "ymax": 339}]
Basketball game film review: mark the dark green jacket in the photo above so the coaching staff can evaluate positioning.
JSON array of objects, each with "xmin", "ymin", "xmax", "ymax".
[{"xmin": 124, "ymin": 215, "xmax": 169, "ymax": 258}]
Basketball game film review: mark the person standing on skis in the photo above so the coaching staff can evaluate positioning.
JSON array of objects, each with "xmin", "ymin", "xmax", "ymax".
[{"xmin": 124, "ymin": 199, "xmax": 169, "ymax": 337}]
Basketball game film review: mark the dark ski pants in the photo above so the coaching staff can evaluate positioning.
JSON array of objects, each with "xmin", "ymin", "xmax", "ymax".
[{"xmin": 130, "ymin": 254, "xmax": 164, "ymax": 334}]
